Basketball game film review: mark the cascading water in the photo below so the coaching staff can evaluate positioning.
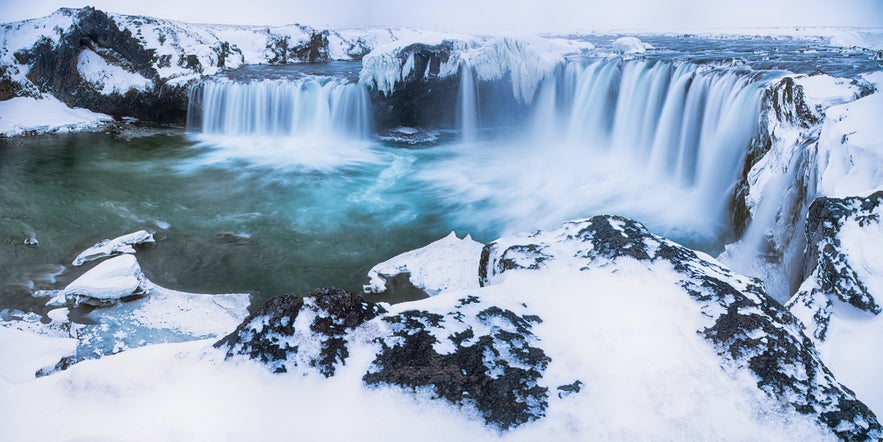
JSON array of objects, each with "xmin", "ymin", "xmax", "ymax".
[
  {"xmin": 188, "ymin": 76, "xmax": 371, "ymax": 139},
  {"xmin": 426, "ymin": 58, "xmax": 767, "ymax": 250},
  {"xmin": 544, "ymin": 60, "xmax": 765, "ymax": 229},
  {"xmin": 457, "ymin": 63, "xmax": 480, "ymax": 143},
  {"xmin": 185, "ymin": 74, "xmax": 376, "ymax": 171}
]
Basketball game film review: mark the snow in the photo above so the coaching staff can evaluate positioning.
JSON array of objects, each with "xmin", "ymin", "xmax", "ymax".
[
  {"xmin": 0, "ymin": 326, "xmax": 76, "ymax": 384},
  {"xmin": 815, "ymin": 92, "xmax": 883, "ymax": 197},
  {"xmin": 364, "ymin": 231, "xmax": 484, "ymax": 296},
  {"xmin": 74, "ymin": 282, "xmax": 250, "ymax": 358},
  {"xmin": 612, "ymin": 36, "xmax": 650, "ymax": 54},
  {"xmin": 0, "ymin": 9, "xmax": 76, "ymax": 64},
  {"xmin": 76, "ymin": 48, "xmax": 154, "ymax": 95},
  {"xmin": 72, "ymin": 230, "xmax": 155, "ymax": 266},
  {"xmin": 825, "ymin": 29, "xmax": 883, "ymax": 51},
  {"xmin": 0, "ymin": 96, "xmax": 113, "ymax": 137},
  {"xmin": 58, "ymin": 254, "xmax": 147, "ymax": 305},
  {"xmin": 0, "ymin": 255, "xmax": 835, "ymax": 440},
  {"xmin": 789, "ymin": 202, "xmax": 883, "ymax": 416},
  {"xmin": 817, "ymin": 307, "xmax": 883, "ymax": 416},
  {"xmin": 795, "ymin": 74, "xmax": 861, "ymax": 116}
]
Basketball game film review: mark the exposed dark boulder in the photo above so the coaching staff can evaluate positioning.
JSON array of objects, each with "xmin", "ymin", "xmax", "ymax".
[
  {"xmin": 12, "ymin": 8, "xmax": 188, "ymax": 124},
  {"xmin": 215, "ymin": 288, "xmax": 385, "ymax": 377},
  {"xmin": 769, "ymin": 76, "xmax": 822, "ymax": 129},
  {"xmin": 363, "ymin": 296, "xmax": 550, "ymax": 430},
  {"xmin": 788, "ymin": 191, "xmax": 883, "ymax": 341},
  {"xmin": 805, "ymin": 192, "xmax": 882, "ymax": 314}
]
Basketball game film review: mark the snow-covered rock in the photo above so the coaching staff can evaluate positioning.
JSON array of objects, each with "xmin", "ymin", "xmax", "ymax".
[
  {"xmin": 76, "ymin": 48, "xmax": 154, "ymax": 95},
  {"xmin": 359, "ymin": 35, "xmax": 593, "ymax": 104},
  {"xmin": 0, "ymin": 326, "xmax": 77, "ymax": 384},
  {"xmin": 0, "ymin": 95, "xmax": 112, "ymax": 137},
  {"xmin": 612, "ymin": 36, "xmax": 650, "ymax": 54},
  {"xmin": 364, "ymin": 231, "xmax": 483, "ymax": 296},
  {"xmin": 788, "ymin": 192, "xmax": 883, "ymax": 414},
  {"xmin": 815, "ymin": 92, "xmax": 883, "ymax": 198},
  {"xmin": 0, "ymin": 7, "xmax": 430, "ymax": 128},
  {"xmin": 58, "ymin": 254, "xmax": 148, "ymax": 306},
  {"xmin": 72, "ymin": 230, "xmax": 155, "ymax": 266},
  {"xmin": 217, "ymin": 288, "xmax": 385, "ymax": 377},
  {"xmin": 220, "ymin": 215, "xmax": 880, "ymax": 439}
]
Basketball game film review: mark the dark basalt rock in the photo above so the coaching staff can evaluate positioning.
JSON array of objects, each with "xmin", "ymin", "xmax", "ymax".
[
  {"xmin": 365, "ymin": 41, "xmax": 527, "ymax": 132},
  {"xmin": 267, "ymin": 29, "xmax": 330, "ymax": 64},
  {"xmin": 769, "ymin": 76, "xmax": 822, "ymax": 129},
  {"xmin": 480, "ymin": 215, "xmax": 881, "ymax": 440},
  {"xmin": 215, "ymin": 288, "xmax": 385, "ymax": 377},
  {"xmin": 13, "ymin": 8, "xmax": 187, "ymax": 124},
  {"xmin": 363, "ymin": 296, "xmax": 550, "ymax": 431},
  {"xmin": 789, "ymin": 191, "xmax": 883, "ymax": 341},
  {"xmin": 556, "ymin": 380, "xmax": 583, "ymax": 398},
  {"xmin": 732, "ymin": 76, "xmax": 821, "ymax": 236},
  {"xmin": 805, "ymin": 192, "xmax": 882, "ymax": 314}
]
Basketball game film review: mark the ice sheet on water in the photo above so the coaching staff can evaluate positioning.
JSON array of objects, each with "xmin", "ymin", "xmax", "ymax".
[{"xmin": 75, "ymin": 283, "xmax": 249, "ymax": 360}]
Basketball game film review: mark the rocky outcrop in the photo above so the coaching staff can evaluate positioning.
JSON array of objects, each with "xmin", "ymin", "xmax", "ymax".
[
  {"xmin": 11, "ymin": 8, "xmax": 187, "ymax": 123},
  {"xmin": 364, "ymin": 297, "xmax": 550, "ymax": 430},
  {"xmin": 789, "ymin": 192, "xmax": 883, "ymax": 341},
  {"xmin": 480, "ymin": 215, "xmax": 881, "ymax": 440},
  {"xmin": 216, "ymin": 288, "xmax": 385, "ymax": 377},
  {"xmin": 219, "ymin": 214, "xmax": 880, "ymax": 439},
  {"xmin": 363, "ymin": 41, "xmax": 465, "ymax": 130}
]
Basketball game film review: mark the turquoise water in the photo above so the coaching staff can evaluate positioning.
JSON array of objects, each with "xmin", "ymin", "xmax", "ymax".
[{"xmin": 0, "ymin": 131, "xmax": 473, "ymax": 312}]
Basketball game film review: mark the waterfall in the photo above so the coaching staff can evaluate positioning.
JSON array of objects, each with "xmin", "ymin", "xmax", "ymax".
[
  {"xmin": 529, "ymin": 59, "xmax": 765, "ymax": 230},
  {"xmin": 457, "ymin": 63, "xmax": 480, "ymax": 143},
  {"xmin": 188, "ymin": 76, "xmax": 371, "ymax": 139}
]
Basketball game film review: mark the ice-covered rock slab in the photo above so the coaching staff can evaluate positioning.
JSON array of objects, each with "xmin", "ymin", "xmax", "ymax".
[
  {"xmin": 364, "ymin": 231, "xmax": 483, "ymax": 296},
  {"xmin": 0, "ymin": 326, "xmax": 77, "ymax": 384},
  {"xmin": 72, "ymin": 230, "xmax": 155, "ymax": 266},
  {"xmin": 58, "ymin": 254, "xmax": 148, "ymax": 306}
]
